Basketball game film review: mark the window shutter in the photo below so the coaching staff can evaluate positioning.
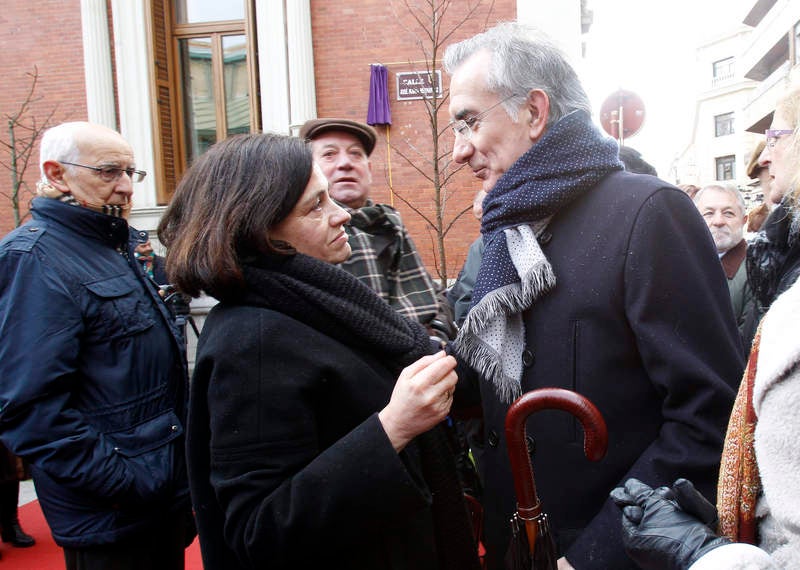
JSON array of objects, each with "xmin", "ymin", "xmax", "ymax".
[{"xmin": 149, "ymin": 0, "xmax": 182, "ymax": 203}]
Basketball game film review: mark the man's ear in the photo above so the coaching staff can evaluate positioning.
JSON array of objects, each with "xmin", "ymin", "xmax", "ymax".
[
  {"xmin": 42, "ymin": 160, "xmax": 71, "ymax": 194},
  {"xmin": 525, "ymin": 89, "xmax": 550, "ymax": 143}
]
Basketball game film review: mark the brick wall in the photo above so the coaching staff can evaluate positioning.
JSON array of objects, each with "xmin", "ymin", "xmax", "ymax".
[
  {"xmin": 0, "ymin": 0, "xmax": 514, "ymax": 280},
  {"xmin": 309, "ymin": 0, "xmax": 515, "ymax": 281},
  {"xmin": 0, "ymin": 0, "xmax": 87, "ymax": 236}
]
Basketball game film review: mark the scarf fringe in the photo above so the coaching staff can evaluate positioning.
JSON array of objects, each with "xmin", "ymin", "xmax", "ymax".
[
  {"xmin": 455, "ymin": 325, "xmax": 522, "ymax": 404},
  {"xmin": 456, "ymin": 257, "xmax": 556, "ymax": 403}
]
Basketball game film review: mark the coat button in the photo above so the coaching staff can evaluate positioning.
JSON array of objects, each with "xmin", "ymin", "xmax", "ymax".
[
  {"xmin": 539, "ymin": 231, "xmax": 552, "ymax": 245},
  {"xmin": 27, "ymin": 227, "xmax": 39, "ymax": 233},
  {"xmin": 526, "ymin": 435, "xmax": 536, "ymax": 456},
  {"xmin": 170, "ymin": 425, "xmax": 179, "ymax": 432},
  {"xmin": 487, "ymin": 430, "xmax": 499, "ymax": 447},
  {"xmin": 522, "ymin": 349, "xmax": 535, "ymax": 368}
]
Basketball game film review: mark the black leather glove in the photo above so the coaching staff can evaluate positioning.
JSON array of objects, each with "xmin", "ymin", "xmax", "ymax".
[
  {"xmin": 610, "ymin": 478, "xmax": 730, "ymax": 570},
  {"xmin": 671, "ymin": 478, "xmax": 718, "ymax": 531}
]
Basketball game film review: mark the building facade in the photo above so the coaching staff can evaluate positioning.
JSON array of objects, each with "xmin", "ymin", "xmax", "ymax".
[
  {"xmin": 673, "ymin": 0, "xmax": 800, "ymax": 204},
  {"xmin": 0, "ymin": 0, "xmax": 591, "ymax": 280}
]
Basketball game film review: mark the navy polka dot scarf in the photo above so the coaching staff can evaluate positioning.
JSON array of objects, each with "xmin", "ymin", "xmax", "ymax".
[{"xmin": 454, "ymin": 110, "xmax": 622, "ymax": 402}]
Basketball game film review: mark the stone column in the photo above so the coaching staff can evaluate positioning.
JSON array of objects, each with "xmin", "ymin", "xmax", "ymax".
[
  {"xmin": 110, "ymin": 0, "xmax": 157, "ymax": 209},
  {"xmin": 255, "ymin": 0, "xmax": 317, "ymax": 135},
  {"xmin": 255, "ymin": 1, "xmax": 290, "ymax": 134},
  {"xmin": 80, "ymin": 0, "xmax": 117, "ymax": 128},
  {"xmin": 286, "ymin": 0, "xmax": 317, "ymax": 134}
]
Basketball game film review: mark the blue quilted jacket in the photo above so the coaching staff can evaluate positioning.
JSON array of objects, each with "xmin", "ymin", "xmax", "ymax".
[{"xmin": 0, "ymin": 198, "xmax": 191, "ymax": 547}]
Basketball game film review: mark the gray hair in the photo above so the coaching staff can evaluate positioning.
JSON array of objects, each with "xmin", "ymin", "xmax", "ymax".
[
  {"xmin": 693, "ymin": 184, "xmax": 746, "ymax": 216},
  {"xmin": 443, "ymin": 22, "xmax": 591, "ymax": 127},
  {"xmin": 39, "ymin": 122, "xmax": 87, "ymax": 180}
]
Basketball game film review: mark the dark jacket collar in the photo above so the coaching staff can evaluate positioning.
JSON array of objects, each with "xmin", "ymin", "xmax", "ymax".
[
  {"xmin": 721, "ymin": 238, "xmax": 747, "ymax": 279},
  {"xmin": 31, "ymin": 197, "xmax": 132, "ymax": 248}
]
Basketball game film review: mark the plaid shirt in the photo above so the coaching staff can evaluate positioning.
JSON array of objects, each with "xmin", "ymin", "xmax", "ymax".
[{"xmin": 340, "ymin": 201, "xmax": 453, "ymax": 336}]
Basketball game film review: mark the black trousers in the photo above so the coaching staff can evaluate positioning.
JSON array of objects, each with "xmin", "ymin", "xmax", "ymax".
[
  {"xmin": 0, "ymin": 480, "xmax": 20, "ymax": 528},
  {"xmin": 63, "ymin": 510, "xmax": 189, "ymax": 570}
]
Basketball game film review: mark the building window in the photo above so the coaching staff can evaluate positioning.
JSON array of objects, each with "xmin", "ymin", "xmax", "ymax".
[
  {"xmin": 716, "ymin": 155, "xmax": 736, "ymax": 180},
  {"xmin": 712, "ymin": 57, "xmax": 734, "ymax": 84},
  {"xmin": 174, "ymin": 0, "xmax": 245, "ymax": 23},
  {"xmin": 148, "ymin": 0, "xmax": 259, "ymax": 203},
  {"xmin": 714, "ymin": 112, "xmax": 735, "ymax": 137}
]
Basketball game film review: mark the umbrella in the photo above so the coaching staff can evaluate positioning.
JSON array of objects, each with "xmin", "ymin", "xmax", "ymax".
[{"xmin": 504, "ymin": 388, "xmax": 608, "ymax": 569}]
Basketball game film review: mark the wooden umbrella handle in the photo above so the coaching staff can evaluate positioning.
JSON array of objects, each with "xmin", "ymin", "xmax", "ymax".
[{"xmin": 505, "ymin": 388, "xmax": 608, "ymax": 514}]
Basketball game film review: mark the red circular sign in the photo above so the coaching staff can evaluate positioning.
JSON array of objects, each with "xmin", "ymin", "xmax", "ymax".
[{"xmin": 600, "ymin": 89, "xmax": 646, "ymax": 140}]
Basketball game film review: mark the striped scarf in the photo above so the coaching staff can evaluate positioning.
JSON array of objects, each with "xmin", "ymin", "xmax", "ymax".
[{"xmin": 36, "ymin": 180, "xmax": 127, "ymax": 217}]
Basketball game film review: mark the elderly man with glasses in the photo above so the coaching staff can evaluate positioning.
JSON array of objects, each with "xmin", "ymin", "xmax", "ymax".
[
  {"xmin": 444, "ymin": 23, "xmax": 744, "ymax": 570},
  {"xmin": 0, "ymin": 122, "xmax": 194, "ymax": 569}
]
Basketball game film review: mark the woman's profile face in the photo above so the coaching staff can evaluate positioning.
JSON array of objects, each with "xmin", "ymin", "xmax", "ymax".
[
  {"xmin": 764, "ymin": 109, "xmax": 796, "ymax": 199},
  {"xmin": 270, "ymin": 165, "xmax": 352, "ymax": 264}
]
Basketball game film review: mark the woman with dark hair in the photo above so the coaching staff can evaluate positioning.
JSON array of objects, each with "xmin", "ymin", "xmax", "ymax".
[{"xmin": 158, "ymin": 133, "xmax": 480, "ymax": 570}]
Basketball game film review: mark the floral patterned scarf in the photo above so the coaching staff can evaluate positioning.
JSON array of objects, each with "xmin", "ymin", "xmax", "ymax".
[{"xmin": 717, "ymin": 324, "xmax": 762, "ymax": 544}]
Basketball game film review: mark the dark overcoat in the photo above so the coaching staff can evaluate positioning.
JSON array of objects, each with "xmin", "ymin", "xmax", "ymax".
[
  {"xmin": 464, "ymin": 170, "xmax": 744, "ymax": 569},
  {"xmin": 188, "ymin": 303, "xmax": 451, "ymax": 570}
]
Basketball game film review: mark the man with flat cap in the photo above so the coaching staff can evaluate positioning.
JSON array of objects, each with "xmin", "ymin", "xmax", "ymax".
[{"xmin": 300, "ymin": 118, "xmax": 456, "ymax": 341}]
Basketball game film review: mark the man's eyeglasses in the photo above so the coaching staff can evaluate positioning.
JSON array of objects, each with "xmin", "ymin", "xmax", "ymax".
[
  {"xmin": 450, "ymin": 94, "xmax": 518, "ymax": 141},
  {"xmin": 765, "ymin": 129, "xmax": 794, "ymax": 148},
  {"xmin": 60, "ymin": 161, "xmax": 147, "ymax": 183}
]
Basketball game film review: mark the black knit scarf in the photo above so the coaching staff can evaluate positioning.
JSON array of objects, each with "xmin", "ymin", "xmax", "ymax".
[
  {"xmin": 241, "ymin": 253, "xmax": 431, "ymax": 368},
  {"xmin": 455, "ymin": 110, "xmax": 622, "ymax": 402},
  {"xmin": 240, "ymin": 253, "xmax": 481, "ymax": 570},
  {"xmin": 747, "ymin": 198, "xmax": 800, "ymax": 310}
]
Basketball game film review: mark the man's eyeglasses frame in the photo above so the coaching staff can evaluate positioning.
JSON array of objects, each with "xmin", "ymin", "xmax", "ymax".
[
  {"xmin": 60, "ymin": 161, "xmax": 147, "ymax": 183},
  {"xmin": 450, "ymin": 94, "xmax": 519, "ymax": 141}
]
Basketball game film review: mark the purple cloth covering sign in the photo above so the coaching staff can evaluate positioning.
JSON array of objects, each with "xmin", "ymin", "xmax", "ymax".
[{"xmin": 367, "ymin": 64, "xmax": 392, "ymax": 126}]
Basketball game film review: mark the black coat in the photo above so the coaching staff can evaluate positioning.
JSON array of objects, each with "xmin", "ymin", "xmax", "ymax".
[
  {"xmin": 462, "ymin": 170, "xmax": 744, "ymax": 569},
  {"xmin": 188, "ymin": 303, "xmax": 453, "ymax": 570}
]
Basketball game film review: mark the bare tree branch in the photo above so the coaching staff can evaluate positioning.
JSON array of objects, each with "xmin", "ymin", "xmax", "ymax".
[
  {"xmin": 1, "ymin": 67, "xmax": 58, "ymax": 228},
  {"xmin": 391, "ymin": 189, "xmax": 437, "ymax": 229},
  {"xmin": 385, "ymin": 0, "xmax": 494, "ymax": 287}
]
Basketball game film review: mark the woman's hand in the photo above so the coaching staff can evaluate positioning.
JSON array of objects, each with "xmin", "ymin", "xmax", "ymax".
[{"xmin": 378, "ymin": 351, "xmax": 457, "ymax": 451}]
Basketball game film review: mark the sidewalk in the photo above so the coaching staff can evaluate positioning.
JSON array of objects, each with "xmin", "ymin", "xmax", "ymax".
[{"xmin": 19, "ymin": 479, "xmax": 36, "ymax": 506}]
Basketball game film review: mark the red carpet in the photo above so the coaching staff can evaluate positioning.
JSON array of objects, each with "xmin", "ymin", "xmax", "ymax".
[{"xmin": 10, "ymin": 500, "xmax": 203, "ymax": 569}]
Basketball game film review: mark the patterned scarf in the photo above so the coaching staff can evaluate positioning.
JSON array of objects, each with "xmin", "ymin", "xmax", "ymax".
[
  {"xmin": 747, "ymin": 198, "xmax": 800, "ymax": 310},
  {"xmin": 342, "ymin": 201, "xmax": 441, "ymax": 325},
  {"xmin": 36, "ymin": 180, "xmax": 127, "ymax": 217},
  {"xmin": 240, "ymin": 254, "xmax": 481, "ymax": 570},
  {"xmin": 454, "ymin": 110, "xmax": 622, "ymax": 403},
  {"xmin": 717, "ymin": 324, "xmax": 762, "ymax": 544}
]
